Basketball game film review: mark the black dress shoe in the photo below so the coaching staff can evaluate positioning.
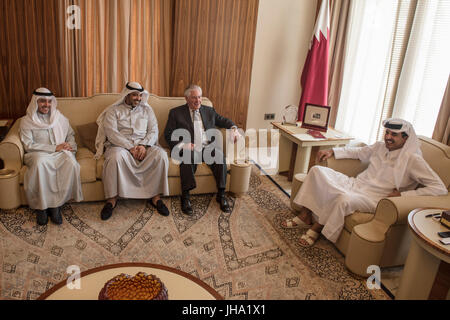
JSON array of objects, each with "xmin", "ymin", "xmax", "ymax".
[
  {"xmin": 36, "ymin": 209, "xmax": 48, "ymax": 226},
  {"xmin": 48, "ymin": 207, "xmax": 63, "ymax": 225},
  {"xmin": 101, "ymin": 202, "xmax": 115, "ymax": 221},
  {"xmin": 181, "ymin": 197, "xmax": 193, "ymax": 215},
  {"xmin": 216, "ymin": 195, "xmax": 231, "ymax": 213},
  {"xmin": 150, "ymin": 199, "xmax": 170, "ymax": 216}
]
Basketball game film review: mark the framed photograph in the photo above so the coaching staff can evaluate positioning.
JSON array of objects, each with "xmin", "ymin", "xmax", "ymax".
[{"xmin": 301, "ymin": 103, "xmax": 331, "ymax": 132}]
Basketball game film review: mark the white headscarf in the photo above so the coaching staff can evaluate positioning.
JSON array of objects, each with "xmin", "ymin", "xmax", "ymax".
[
  {"xmin": 20, "ymin": 88, "xmax": 69, "ymax": 145},
  {"xmin": 382, "ymin": 118, "xmax": 422, "ymax": 190},
  {"xmin": 94, "ymin": 82, "xmax": 151, "ymax": 159}
]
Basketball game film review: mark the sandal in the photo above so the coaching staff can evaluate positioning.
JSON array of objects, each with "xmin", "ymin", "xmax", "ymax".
[
  {"xmin": 299, "ymin": 229, "xmax": 320, "ymax": 247},
  {"xmin": 281, "ymin": 216, "xmax": 309, "ymax": 229}
]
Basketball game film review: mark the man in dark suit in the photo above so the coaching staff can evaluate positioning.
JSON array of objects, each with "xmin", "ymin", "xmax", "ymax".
[{"xmin": 164, "ymin": 84, "xmax": 240, "ymax": 215}]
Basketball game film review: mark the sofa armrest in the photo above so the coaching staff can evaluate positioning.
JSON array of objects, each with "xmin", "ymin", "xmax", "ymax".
[
  {"xmin": 0, "ymin": 121, "xmax": 23, "ymax": 172},
  {"xmin": 348, "ymin": 194, "xmax": 450, "ymax": 251},
  {"xmin": 229, "ymin": 161, "xmax": 252, "ymax": 196},
  {"xmin": 373, "ymin": 194, "xmax": 450, "ymax": 227},
  {"xmin": 322, "ymin": 156, "xmax": 368, "ymax": 178}
]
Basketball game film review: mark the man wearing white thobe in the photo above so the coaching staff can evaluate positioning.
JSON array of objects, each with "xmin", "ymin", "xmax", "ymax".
[
  {"xmin": 95, "ymin": 82, "xmax": 169, "ymax": 220},
  {"xmin": 282, "ymin": 118, "xmax": 448, "ymax": 246},
  {"xmin": 20, "ymin": 88, "xmax": 83, "ymax": 226}
]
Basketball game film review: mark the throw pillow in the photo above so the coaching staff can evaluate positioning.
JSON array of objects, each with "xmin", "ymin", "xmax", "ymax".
[{"xmin": 77, "ymin": 122, "xmax": 98, "ymax": 153}]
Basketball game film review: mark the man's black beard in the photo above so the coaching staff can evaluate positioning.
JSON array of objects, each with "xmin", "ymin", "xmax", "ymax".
[{"xmin": 125, "ymin": 100, "xmax": 140, "ymax": 108}]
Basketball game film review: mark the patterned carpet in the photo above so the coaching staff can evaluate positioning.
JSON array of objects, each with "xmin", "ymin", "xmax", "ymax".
[{"xmin": 0, "ymin": 165, "xmax": 390, "ymax": 300}]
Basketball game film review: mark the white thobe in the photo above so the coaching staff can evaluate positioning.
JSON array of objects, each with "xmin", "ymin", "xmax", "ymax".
[
  {"xmin": 293, "ymin": 142, "xmax": 447, "ymax": 243},
  {"xmin": 102, "ymin": 103, "xmax": 169, "ymax": 199},
  {"xmin": 20, "ymin": 114, "xmax": 83, "ymax": 210}
]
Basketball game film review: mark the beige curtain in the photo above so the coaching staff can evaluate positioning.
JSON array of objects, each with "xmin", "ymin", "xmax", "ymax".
[
  {"xmin": 60, "ymin": 0, "xmax": 173, "ymax": 97},
  {"xmin": 327, "ymin": 0, "xmax": 351, "ymax": 127},
  {"xmin": 331, "ymin": 0, "xmax": 448, "ymax": 142},
  {"xmin": 432, "ymin": 76, "xmax": 450, "ymax": 145}
]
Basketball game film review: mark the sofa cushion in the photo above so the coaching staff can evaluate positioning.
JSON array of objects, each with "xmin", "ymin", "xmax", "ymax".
[
  {"xmin": 76, "ymin": 148, "xmax": 97, "ymax": 183},
  {"xmin": 77, "ymin": 122, "xmax": 98, "ymax": 154},
  {"xmin": 76, "ymin": 147, "xmax": 95, "ymax": 159},
  {"xmin": 167, "ymin": 159, "xmax": 213, "ymax": 177},
  {"xmin": 96, "ymin": 156, "xmax": 104, "ymax": 180},
  {"xmin": 343, "ymin": 211, "xmax": 374, "ymax": 233},
  {"xmin": 78, "ymin": 157, "xmax": 97, "ymax": 183},
  {"xmin": 159, "ymin": 136, "xmax": 169, "ymax": 149},
  {"xmin": 419, "ymin": 137, "xmax": 450, "ymax": 190}
]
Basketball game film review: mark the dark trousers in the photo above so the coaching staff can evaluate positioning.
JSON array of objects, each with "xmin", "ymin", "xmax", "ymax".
[{"xmin": 179, "ymin": 147, "xmax": 227, "ymax": 193}]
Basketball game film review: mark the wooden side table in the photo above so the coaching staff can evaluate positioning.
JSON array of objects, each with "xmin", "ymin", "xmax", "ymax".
[
  {"xmin": 396, "ymin": 208, "xmax": 450, "ymax": 300},
  {"xmin": 271, "ymin": 121, "xmax": 353, "ymax": 180}
]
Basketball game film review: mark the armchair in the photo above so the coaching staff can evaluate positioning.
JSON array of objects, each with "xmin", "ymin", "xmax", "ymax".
[{"xmin": 290, "ymin": 136, "xmax": 450, "ymax": 276}]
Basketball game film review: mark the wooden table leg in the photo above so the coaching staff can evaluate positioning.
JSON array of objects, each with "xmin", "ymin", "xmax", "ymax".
[
  {"xmin": 309, "ymin": 146, "xmax": 320, "ymax": 170},
  {"xmin": 428, "ymin": 261, "xmax": 450, "ymax": 300},
  {"xmin": 287, "ymin": 143, "xmax": 298, "ymax": 182},
  {"xmin": 294, "ymin": 145, "xmax": 311, "ymax": 176}
]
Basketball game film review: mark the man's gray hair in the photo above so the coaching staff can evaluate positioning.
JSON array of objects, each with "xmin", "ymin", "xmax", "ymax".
[{"xmin": 184, "ymin": 84, "xmax": 202, "ymax": 97}]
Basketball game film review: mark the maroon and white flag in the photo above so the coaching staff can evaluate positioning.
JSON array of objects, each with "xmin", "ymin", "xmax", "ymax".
[{"xmin": 297, "ymin": 0, "xmax": 330, "ymax": 121}]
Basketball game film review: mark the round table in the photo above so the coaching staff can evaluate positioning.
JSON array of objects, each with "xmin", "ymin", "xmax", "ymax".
[
  {"xmin": 38, "ymin": 263, "xmax": 223, "ymax": 300},
  {"xmin": 396, "ymin": 208, "xmax": 450, "ymax": 300}
]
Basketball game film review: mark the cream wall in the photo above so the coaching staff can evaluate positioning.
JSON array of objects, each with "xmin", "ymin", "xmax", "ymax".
[{"xmin": 246, "ymin": 0, "xmax": 317, "ymax": 130}]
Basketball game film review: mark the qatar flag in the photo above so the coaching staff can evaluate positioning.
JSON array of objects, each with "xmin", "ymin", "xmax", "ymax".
[{"xmin": 297, "ymin": 0, "xmax": 330, "ymax": 121}]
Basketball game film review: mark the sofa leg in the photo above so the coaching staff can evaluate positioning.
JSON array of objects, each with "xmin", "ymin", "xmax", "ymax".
[{"xmin": 345, "ymin": 224, "xmax": 386, "ymax": 277}]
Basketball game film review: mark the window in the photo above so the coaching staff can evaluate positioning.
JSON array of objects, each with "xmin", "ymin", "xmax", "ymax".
[{"xmin": 335, "ymin": 0, "xmax": 450, "ymax": 144}]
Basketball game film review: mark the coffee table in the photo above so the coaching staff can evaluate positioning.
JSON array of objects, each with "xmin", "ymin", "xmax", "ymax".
[
  {"xmin": 396, "ymin": 208, "xmax": 450, "ymax": 300},
  {"xmin": 38, "ymin": 262, "xmax": 223, "ymax": 300}
]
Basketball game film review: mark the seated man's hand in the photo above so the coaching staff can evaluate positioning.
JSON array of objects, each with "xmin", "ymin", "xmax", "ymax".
[
  {"xmin": 316, "ymin": 149, "xmax": 334, "ymax": 163},
  {"xmin": 129, "ymin": 146, "xmax": 138, "ymax": 159},
  {"xmin": 182, "ymin": 143, "xmax": 195, "ymax": 151},
  {"xmin": 56, "ymin": 142, "xmax": 73, "ymax": 152},
  {"xmin": 387, "ymin": 189, "xmax": 401, "ymax": 197},
  {"xmin": 131, "ymin": 145, "xmax": 147, "ymax": 161},
  {"xmin": 136, "ymin": 145, "xmax": 147, "ymax": 160},
  {"xmin": 231, "ymin": 127, "xmax": 241, "ymax": 144}
]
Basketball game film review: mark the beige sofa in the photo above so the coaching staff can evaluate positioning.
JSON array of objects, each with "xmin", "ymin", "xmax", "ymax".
[
  {"xmin": 290, "ymin": 136, "xmax": 450, "ymax": 276},
  {"xmin": 0, "ymin": 93, "xmax": 252, "ymax": 209}
]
